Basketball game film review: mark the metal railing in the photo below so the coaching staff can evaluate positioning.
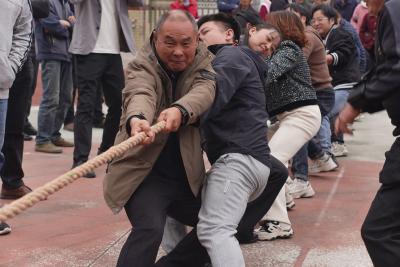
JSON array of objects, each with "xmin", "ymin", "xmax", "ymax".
[{"xmin": 129, "ymin": 0, "xmax": 218, "ymax": 48}]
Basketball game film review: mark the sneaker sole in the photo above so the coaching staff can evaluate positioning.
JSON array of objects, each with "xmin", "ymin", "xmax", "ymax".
[
  {"xmin": 286, "ymin": 200, "xmax": 295, "ymax": 209},
  {"xmin": 35, "ymin": 148, "xmax": 63, "ymax": 154},
  {"xmin": 0, "ymin": 227, "xmax": 11, "ymax": 235},
  {"xmin": 291, "ymin": 187, "xmax": 315, "ymax": 199},
  {"xmin": 257, "ymin": 230, "xmax": 294, "ymax": 241}
]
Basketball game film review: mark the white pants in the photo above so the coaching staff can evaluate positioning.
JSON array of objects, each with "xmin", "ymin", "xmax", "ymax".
[{"xmin": 264, "ymin": 105, "xmax": 321, "ymax": 226}]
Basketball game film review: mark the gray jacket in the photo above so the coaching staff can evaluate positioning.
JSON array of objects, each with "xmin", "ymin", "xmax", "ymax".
[
  {"xmin": 69, "ymin": 0, "xmax": 142, "ymax": 55},
  {"xmin": 0, "ymin": 0, "xmax": 33, "ymax": 99}
]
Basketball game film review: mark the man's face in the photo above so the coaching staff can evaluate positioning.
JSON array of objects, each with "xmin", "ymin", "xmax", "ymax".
[
  {"xmin": 155, "ymin": 19, "xmax": 198, "ymax": 72},
  {"xmin": 312, "ymin": 10, "xmax": 335, "ymax": 37},
  {"xmin": 248, "ymin": 27, "xmax": 281, "ymax": 57},
  {"xmin": 199, "ymin": 21, "xmax": 233, "ymax": 46}
]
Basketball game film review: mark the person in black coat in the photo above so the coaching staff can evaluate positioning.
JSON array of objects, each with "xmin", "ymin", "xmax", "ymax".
[{"xmin": 336, "ymin": 0, "xmax": 400, "ymax": 265}]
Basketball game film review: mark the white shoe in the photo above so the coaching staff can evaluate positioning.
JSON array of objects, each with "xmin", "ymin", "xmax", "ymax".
[
  {"xmin": 309, "ymin": 153, "xmax": 338, "ymax": 173},
  {"xmin": 284, "ymin": 181, "xmax": 295, "ymax": 209},
  {"xmin": 288, "ymin": 178, "xmax": 315, "ymax": 199},
  {"xmin": 331, "ymin": 142, "xmax": 348, "ymax": 157},
  {"xmin": 256, "ymin": 221, "xmax": 293, "ymax": 241},
  {"xmin": 0, "ymin": 222, "xmax": 11, "ymax": 235}
]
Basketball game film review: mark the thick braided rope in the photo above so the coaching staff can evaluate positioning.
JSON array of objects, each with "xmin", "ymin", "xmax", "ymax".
[{"xmin": 0, "ymin": 121, "xmax": 166, "ymax": 222}]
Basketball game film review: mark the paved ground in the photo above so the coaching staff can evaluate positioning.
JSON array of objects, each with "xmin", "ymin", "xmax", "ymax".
[{"xmin": 0, "ymin": 109, "xmax": 394, "ymax": 267}]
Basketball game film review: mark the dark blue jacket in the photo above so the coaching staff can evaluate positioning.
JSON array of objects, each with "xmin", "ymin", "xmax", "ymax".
[
  {"xmin": 334, "ymin": 0, "xmax": 357, "ymax": 22},
  {"xmin": 35, "ymin": 0, "xmax": 73, "ymax": 62},
  {"xmin": 217, "ymin": 0, "xmax": 240, "ymax": 13},
  {"xmin": 201, "ymin": 44, "xmax": 271, "ymax": 167}
]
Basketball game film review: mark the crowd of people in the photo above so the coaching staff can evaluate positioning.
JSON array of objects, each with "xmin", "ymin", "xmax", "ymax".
[{"xmin": 0, "ymin": 0, "xmax": 399, "ymax": 266}]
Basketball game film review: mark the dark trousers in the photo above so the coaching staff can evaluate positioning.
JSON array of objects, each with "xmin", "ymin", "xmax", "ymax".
[
  {"xmin": 73, "ymin": 53, "xmax": 123, "ymax": 164},
  {"xmin": 155, "ymin": 155, "xmax": 288, "ymax": 267},
  {"xmin": 24, "ymin": 55, "xmax": 39, "ymax": 126},
  {"xmin": 117, "ymin": 170, "xmax": 201, "ymax": 267},
  {"xmin": 361, "ymin": 137, "xmax": 400, "ymax": 267},
  {"xmin": 1, "ymin": 57, "xmax": 34, "ymax": 188}
]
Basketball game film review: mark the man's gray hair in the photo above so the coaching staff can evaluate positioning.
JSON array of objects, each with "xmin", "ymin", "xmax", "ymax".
[{"xmin": 155, "ymin": 10, "xmax": 198, "ymax": 33}]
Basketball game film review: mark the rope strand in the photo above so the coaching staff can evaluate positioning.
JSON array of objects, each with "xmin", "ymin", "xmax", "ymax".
[{"xmin": 0, "ymin": 121, "xmax": 166, "ymax": 222}]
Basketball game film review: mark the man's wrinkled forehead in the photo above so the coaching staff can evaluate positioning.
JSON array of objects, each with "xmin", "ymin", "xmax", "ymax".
[{"xmin": 157, "ymin": 19, "xmax": 198, "ymax": 40}]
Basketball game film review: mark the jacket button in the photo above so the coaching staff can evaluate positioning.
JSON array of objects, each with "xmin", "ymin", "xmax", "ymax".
[{"xmin": 96, "ymin": 26, "xmax": 100, "ymax": 30}]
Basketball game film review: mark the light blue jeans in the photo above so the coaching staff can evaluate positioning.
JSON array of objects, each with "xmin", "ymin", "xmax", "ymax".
[
  {"xmin": 36, "ymin": 60, "xmax": 72, "ymax": 144},
  {"xmin": 0, "ymin": 99, "xmax": 8, "ymax": 171},
  {"xmin": 197, "ymin": 153, "xmax": 270, "ymax": 267}
]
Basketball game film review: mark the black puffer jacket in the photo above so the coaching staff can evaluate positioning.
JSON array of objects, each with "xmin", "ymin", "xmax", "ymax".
[
  {"xmin": 264, "ymin": 40, "xmax": 317, "ymax": 117},
  {"xmin": 349, "ymin": 0, "xmax": 400, "ymax": 138},
  {"xmin": 324, "ymin": 25, "xmax": 361, "ymax": 88}
]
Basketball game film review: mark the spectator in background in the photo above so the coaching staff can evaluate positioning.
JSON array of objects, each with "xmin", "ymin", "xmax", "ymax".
[
  {"xmin": 69, "ymin": 0, "xmax": 140, "ymax": 178},
  {"xmin": 170, "ymin": 0, "xmax": 198, "ymax": 18},
  {"xmin": 309, "ymin": 4, "xmax": 360, "ymax": 168},
  {"xmin": 258, "ymin": 0, "xmax": 271, "ymax": 20},
  {"xmin": 233, "ymin": 0, "xmax": 259, "ymax": 15},
  {"xmin": 0, "ymin": 0, "xmax": 33, "ymax": 235},
  {"xmin": 334, "ymin": 0, "xmax": 357, "ymax": 21},
  {"xmin": 34, "ymin": 0, "xmax": 75, "ymax": 154},
  {"xmin": 359, "ymin": 0, "xmax": 379, "ymax": 68},
  {"xmin": 350, "ymin": 0, "xmax": 368, "ymax": 32},
  {"xmin": 218, "ymin": 0, "xmax": 240, "ymax": 14},
  {"xmin": 269, "ymin": 0, "xmax": 288, "ymax": 12}
]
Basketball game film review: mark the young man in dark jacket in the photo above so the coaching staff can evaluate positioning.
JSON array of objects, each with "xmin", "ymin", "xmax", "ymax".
[
  {"xmin": 336, "ymin": 0, "xmax": 400, "ymax": 265},
  {"xmin": 34, "ymin": 0, "xmax": 75, "ymax": 153}
]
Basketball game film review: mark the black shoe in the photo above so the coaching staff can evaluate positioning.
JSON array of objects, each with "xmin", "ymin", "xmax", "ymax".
[
  {"xmin": 236, "ymin": 232, "xmax": 258, "ymax": 244},
  {"xmin": 72, "ymin": 161, "xmax": 96, "ymax": 178},
  {"xmin": 24, "ymin": 122, "xmax": 37, "ymax": 136},
  {"xmin": 0, "ymin": 222, "xmax": 11, "ymax": 235},
  {"xmin": 23, "ymin": 133, "xmax": 33, "ymax": 141}
]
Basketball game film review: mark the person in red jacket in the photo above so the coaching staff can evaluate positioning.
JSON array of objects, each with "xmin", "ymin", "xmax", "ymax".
[{"xmin": 170, "ymin": 0, "xmax": 198, "ymax": 18}]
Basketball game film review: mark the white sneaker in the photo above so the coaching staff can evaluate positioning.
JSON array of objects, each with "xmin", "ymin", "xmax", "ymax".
[
  {"xmin": 309, "ymin": 153, "xmax": 338, "ymax": 173},
  {"xmin": 288, "ymin": 178, "xmax": 315, "ymax": 199},
  {"xmin": 331, "ymin": 142, "xmax": 348, "ymax": 157},
  {"xmin": 256, "ymin": 221, "xmax": 294, "ymax": 241},
  {"xmin": 284, "ymin": 181, "xmax": 295, "ymax": 209}
]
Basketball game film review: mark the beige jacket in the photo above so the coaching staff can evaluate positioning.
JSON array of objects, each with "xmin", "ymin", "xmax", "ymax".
[{"xmin": 103, "ymin": 40, "xmax": 216, "ymax": 214}]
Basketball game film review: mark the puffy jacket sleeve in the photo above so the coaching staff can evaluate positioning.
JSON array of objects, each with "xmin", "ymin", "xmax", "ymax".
[
  {"xmin": 8, "ymin": 0, "xmax": 33, "ymax": 74},
  {"xmin": 349, "ymin": 6, "xmax": 400, "ymax": 112},
  {"xmin": 327, "ymin": 29, "xmax": 356, "ymax": 68},
  {"xmin": 38, "ymin": 1, "xmax": 69, "ymax": 38},
  {"xmin": 265, "ymin": 42, "xmax": 301, "ymax": 83},
  {"xmin": 123, "ymin": 60, "xmax": 158, "ymax": 126},
  {"xmin": 173, "ymin": 63, "xmax": 216, "ymax": 125}
]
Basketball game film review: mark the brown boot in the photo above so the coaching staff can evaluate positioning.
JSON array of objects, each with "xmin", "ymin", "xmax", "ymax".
[
  {"xmin": 52, "ymin": 137, "xmax": 74, "ymax": 147},
  {"xmin": 35, "ymin": 142, "xmax": 63, "ymax": 153},
  {"xmin": 0, "ymin": 184, "xmax": 32, "ymax": 200}
]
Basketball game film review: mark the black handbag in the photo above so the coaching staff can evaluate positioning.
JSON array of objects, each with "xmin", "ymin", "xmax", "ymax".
[{"xmin": 31, "ymin": 0, "xmax": 50, "ymax": 19}]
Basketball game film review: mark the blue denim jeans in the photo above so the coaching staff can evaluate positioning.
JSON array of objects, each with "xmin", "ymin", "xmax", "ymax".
[
  {"xmin": 36, "ymin": 60, "xmax": 72, "ymax": 144},
  {"xmin": 328, "ymin": 90, "xmax": 350, "ymax": 144},
  {"xmin": 0, "ymin": 99, "xmax": 8, "ymax": 171}
]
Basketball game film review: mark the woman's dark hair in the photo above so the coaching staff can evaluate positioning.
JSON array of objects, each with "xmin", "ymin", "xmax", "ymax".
[
  {"xmin": 266, "ymin": 11, "xmax": 307, "ymax": 48},
  {"xmin": 243, "ymin": 23, "xmax": 282, "ymax": 46},
  {"xmin": 311, "ymin": 4, "xmax": 339, "ymax": 23},
  {"xmin": 286, "ymin": 3, "xmax": 312, "ymax": 25}
]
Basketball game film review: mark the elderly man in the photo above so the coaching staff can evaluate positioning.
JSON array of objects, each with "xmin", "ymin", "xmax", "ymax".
[
  {"xmin": 0, "ymin": 0, "xmax": 33, "ymax": 235},
  {"xmin": 103, "ymin": 10, "xmax": 216, "ymax": 267}
]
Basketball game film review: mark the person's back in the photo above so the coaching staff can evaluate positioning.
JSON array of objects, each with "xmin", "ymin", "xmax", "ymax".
[{"xmin": 201, "ymin": 45, "xmax": 270, "ymax": 166}]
